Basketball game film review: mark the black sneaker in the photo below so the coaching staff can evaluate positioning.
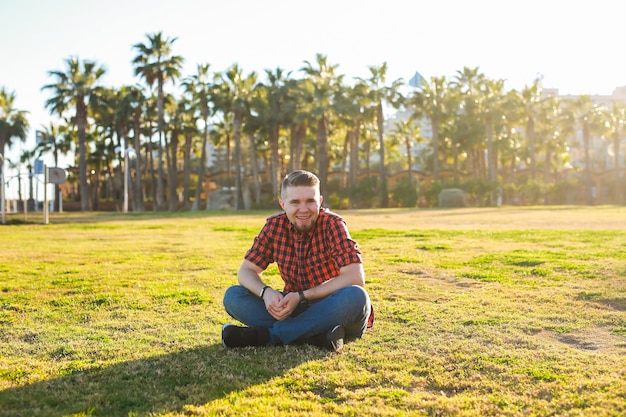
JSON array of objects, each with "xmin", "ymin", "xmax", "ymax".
[
  {"xmin": 222, "ymin": 324, "xmax": 270, "ymax": 348},
  {"xmin": 303, "ymin": 325, "xmax": 345, "ymax": 353},
  {"xmin": 325, "ymin": 325, "xmax": 345, "ymax": 353}
]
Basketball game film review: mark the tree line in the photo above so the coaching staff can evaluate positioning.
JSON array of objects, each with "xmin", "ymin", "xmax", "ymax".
[{"xmin": 1, "ymin": 31, "xmax": 625, "ymax": 212}]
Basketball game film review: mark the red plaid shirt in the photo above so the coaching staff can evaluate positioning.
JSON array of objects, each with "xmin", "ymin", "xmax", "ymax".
[{"xmin": 244, "ymin": 208, "xmax": 362, "ymax": 292}]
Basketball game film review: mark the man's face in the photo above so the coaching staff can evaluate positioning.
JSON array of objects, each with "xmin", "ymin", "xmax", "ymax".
[{"xmin": 279, "ymin": 185, "xmax": 323, "ymax": 233}]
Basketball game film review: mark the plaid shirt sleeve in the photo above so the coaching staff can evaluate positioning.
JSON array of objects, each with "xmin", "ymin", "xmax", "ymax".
[
  {"xmin": 243, "ymin": 213, "xmax": 281, "ymax": 270},
  {"xmin": 324, "ymin": 213, "xmax": 362, "ymax": 269}
]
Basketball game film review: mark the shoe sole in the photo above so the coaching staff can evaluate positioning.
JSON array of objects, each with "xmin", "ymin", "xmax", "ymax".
[{"xmin": 328, "ymin": 325, "xmax": 345, "ymax": 353}]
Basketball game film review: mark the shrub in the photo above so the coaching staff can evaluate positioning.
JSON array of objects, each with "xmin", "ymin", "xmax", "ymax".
[{"xmin": 391, "ymin": 178, "xmax": 418, "ymax": 207}]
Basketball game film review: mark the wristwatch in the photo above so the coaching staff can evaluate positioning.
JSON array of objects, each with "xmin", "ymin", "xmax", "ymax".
[
  {"xmin": 259, "ymin": 285, "xmax": 270, "ymax": 299},
  {"xmin": 298, "ymin": 290, "xmax": 306, "ymax": 304}
]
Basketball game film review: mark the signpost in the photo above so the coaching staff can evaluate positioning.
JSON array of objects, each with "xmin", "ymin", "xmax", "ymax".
[{"xmin": 43, "ymin": 166, "xmax": 67, "ymax": 224}]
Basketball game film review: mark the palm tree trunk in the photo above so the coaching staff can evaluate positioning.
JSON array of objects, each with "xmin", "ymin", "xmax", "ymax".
[
  {"xmin": 147, "ymin": 138, "xmax": 157, "ymax": 211},
  {"xmin": 226, "ymin": 133, "xmax": 232, "ymax": 190},
  {"xmin": 156, "ymin": 85, "xmax": 165, "ymax": 210},
  {"xmin": 133, "ymin": 113, "xmax": 145, "ymax": 211},
  {"xmin": 183, "ymin": 131, "xmax": 193, "ymax": 210},
  {"xmin": 486, "ymin": 117, "xmax": 496, "ymax": 182},
  {"xmin": 168, "ymin": 130, "xmax": 179, "ymax": 211},
  {"xmin": 405, "ymin": 137, "xmax": 413, "ymax": 186},
  {"xmin": 340, "ymin": 131, "xmax": 350, "ymax": 188},
  {"xmin": 269, "ymin": 123, "xmax": 280, "ymax": 199},
  {"xmin": 317, "ymin": 115, "xmax": 329, "ymax": 200},
  {"xmin": 350, "ymin": 122, "xmax": 360, "ymax": 189},
  {"xmin": 453, "ymin": 142, "xmax": 459, "ymax": 186},
  {"xmin": 233, "ymin": 111, "xmax": 245, "ymax": 210},
  {"xmin": 76, "ymin": 99, "xmax": 89, "ymax": 211},
  {"xmin": 289, "ymin": 123, "xmax": 305, "ymax": 172},
  {"xmin": 583, "ymin": 121, "xmax": 593, "ymax": 204},
  {"xmin": 192, "ymin": 121, "xmax": 208, "ymax": 211},
  {"xmin": 52, "ymin": 149, "xmax": 61, "ymax": 212},
  {"xmin": 527, "ymin": 117, "xmax": 536, "ymax": 180},
  {"xmin": 376, "ymin": 103, "xmax": 388, "ymax": 208},
  {"xmin": 614, "ymin": 132, "xmax": 624, "ymax": 203},
  {"xmin": 249, "ymin": 133, "xmax": 261, "ymax": 207},
  {"xmin": 365, "ymin": 141, "xmax": 371, "ymax": 177},
  {"xmin": 431, "ymin": 117, "xmax": 440, "ymax": 182}
]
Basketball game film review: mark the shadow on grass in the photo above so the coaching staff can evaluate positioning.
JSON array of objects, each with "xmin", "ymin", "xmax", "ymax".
[{"xmin": 0, "ymin": 343, "xmax": 320, "ymax": 416}]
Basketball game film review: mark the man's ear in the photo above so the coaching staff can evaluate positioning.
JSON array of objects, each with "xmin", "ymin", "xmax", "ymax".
[
  {"xmin": 319, "ymin": 195, "xmax": 324, "ymax": 206},
  {"xmin": 278, "ymin": 198, "xmax": 285, "ymax": 210}
]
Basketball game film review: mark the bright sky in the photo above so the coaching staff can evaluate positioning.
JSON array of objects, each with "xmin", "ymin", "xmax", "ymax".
[{"xmin": 2, "ymin": 0, "xmax": 625, "ymax": 165}]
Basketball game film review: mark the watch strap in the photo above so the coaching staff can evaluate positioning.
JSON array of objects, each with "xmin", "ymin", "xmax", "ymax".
[{"xmin": 259, "ymin": 285, "xmax": 270, "ymax": 299}]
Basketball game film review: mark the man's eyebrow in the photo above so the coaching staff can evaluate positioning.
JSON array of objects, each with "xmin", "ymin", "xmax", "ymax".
[{"xmin": 288, "ymin": 198, "xmax": 316, "ymax": 203}]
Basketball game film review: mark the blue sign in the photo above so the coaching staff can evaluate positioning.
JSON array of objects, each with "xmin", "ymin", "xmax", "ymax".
[{"xmin": 34, "ymin": 159, "xmax": 44, "ymax": 175}]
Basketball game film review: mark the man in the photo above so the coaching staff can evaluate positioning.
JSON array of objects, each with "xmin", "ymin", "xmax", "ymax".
[{"xmin": 222, "ymin": 170, "xmax": 373, "ymax": 353}]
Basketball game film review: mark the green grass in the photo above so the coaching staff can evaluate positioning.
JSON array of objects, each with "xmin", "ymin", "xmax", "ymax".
[{"xmin": 1, "ymin": 206, "xmax": 625, "ymax": 416}]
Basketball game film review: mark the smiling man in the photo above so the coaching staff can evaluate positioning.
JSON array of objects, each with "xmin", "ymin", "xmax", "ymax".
[{"xmin": 222, "ymin": 170, "xmax": 373, "ymax": 353}]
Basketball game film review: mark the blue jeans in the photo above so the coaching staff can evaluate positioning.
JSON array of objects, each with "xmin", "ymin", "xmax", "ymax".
[{"xmin": 223, "ymin": 285, "xmax": 371, "ymax": 345}]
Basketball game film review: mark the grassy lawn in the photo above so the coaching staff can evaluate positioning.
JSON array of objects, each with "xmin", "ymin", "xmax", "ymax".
[{"xmin": 0, "ymin": 206, "xmax": 625, "ymax": 416}]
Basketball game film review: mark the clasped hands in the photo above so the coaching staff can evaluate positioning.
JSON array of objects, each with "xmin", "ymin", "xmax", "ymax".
[{"xmin": 263, "ymin": 289, "xmax": 301, "ymax": 321}]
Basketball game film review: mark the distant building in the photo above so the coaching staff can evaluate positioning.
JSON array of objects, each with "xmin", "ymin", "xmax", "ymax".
[{"xmin": 546, "ymin": 86, "xmax": 626, "ymax": 107}]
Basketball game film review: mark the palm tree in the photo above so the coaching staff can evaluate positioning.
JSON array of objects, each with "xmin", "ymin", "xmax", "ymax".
[
  {"xmin": 120, "ymin": 84, "xmax": 147, "ymax": 211},
  {"xmin": 479, "ymin": 78, "xmax": 505, "ymax": 184},
  {"xmin": 42, "ymin": 57, "xmax": 105, "ymax": 211},
  {"xmin": 210, "ymin": 114, "xmax": 232, "ymax": 181},
  {"xmin": 6, "ymin": 157, "xmax": 23, "ymax": 207},
  {"xmin": 0, "ymin": 87, "xmax": 29, "ymax": 163},
  {"xmin": 516, "ymin": 79, "xmax": 543, "ymax": 179},
  {"xmin": 93, "ymin": 87, "xmax": 124, "ymax": 210},
  {"xmin": 283, "ymin": 78, "xmax": 311, "ymax": 174},
  {"xmin": 409, "ymin": 76, "xmax": 450, "ymax": 182},
  {"xmin": 535, "ymin": 96, "xmax": 568, "ymax": 183},
  {"xmin": 173, "ymin": 95, "xmax": 199, "ymax": 210},
  {"xmin": 87, "ymin": 131, "xmax": 114, "ymax": 211},
  {"xmin": 132, "ymin": 31, "xmax": 184, "ymax": 210},
  {"xmin": 254, "ymin": 67, "xmax": 292, "ymax": 199},
  {"xmin": 159, "ymin": 93, "xmax": 182, "ymax": 211},
  {"xmin": 605, "ymin": 102, "xmax": 626, "ymax": 203},
  {"xmin": 300, "ymin": 54, "xmax": 342, "ymax": 200},
  {"xmin": 565, "ymin": 95, "xmax": 602, "ymax": 204},
  {"xmin": 451, "ymin": 67, "xmax": 486, "ymax": 180},
  {"xmin": 334, "ymin": 79, "xmax": 369, "ymax": 193},
  {"xmin": 142, "ymin": 93, "xmax": 159, "ymax": 208},
  {"xmin": 20, "ymin": 148, "xmax": 38, "ymax": 211},
  {"xmin": 0, "ymin": 88, "xmax": 29, "ymax": 218},
  {"xmin": 213, "ymin": 64, "xmax": 257, "ymax": 210},
  {"xmin": 358, "ymin": 62, "xmax": 404, "ymax": 208},
  {"xmin": 182, "ymin": 63, "xmax": 214, "ymax": 211},
  {"xmin": 391, "ymin": 119, "xmax": 423, "ymax": 186}
]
